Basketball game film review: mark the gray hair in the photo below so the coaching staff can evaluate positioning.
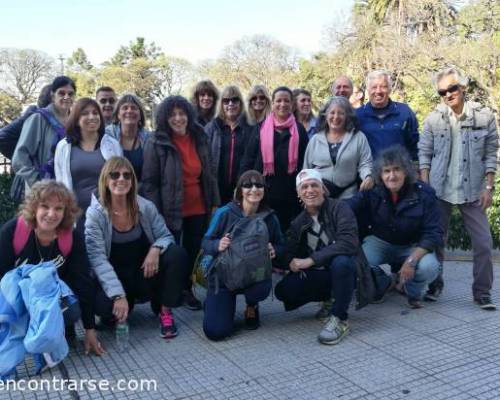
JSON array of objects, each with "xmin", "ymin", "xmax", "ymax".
[
  {"xmin": 373, "ymin": 145, "xmax": 416, "ymax": 187},
  {"xmin": 317, "ymin": 96, "xmax": 358, "ymax": 133},
  {"xmin": 331, "ymin": 75, "xmax": 353, "ymax": 92},
  {"xmin": 434, "ymin": 67, "xmax": 468, "ymax": 88},
  {"xmin": 366, "ymin": 70, "xmax": 392, "ymax": 91}
]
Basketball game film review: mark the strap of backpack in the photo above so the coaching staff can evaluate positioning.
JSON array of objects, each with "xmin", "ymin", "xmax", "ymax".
[{"xmin": 57, "ymin": 229, "xmax": 73, "ymax": 257}]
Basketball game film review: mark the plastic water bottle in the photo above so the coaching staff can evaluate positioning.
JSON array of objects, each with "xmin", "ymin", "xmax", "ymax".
[{"xmin": 115, "ymin": 321, "xmax": 129, "ymax": 352}]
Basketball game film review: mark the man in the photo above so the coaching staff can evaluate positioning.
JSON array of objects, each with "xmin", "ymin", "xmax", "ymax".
[
  {"xmin": 274, "ymin": 169, "xmax": 366, "ymax": 345},
  {"xmin": 419, "ymin": 67, "xmax": 498, "ymax": 310},
  {"xmin": 95, "ymin": 86, "xmax": 117, "ymax": 126},
  {"xmin": 331, "ymin": 75, "xmax": 353, "ymax": 98},
  {"xmin": 349, "ymin": 85, "xmax": 365, "ymax": 109},
  {"xmin": 356, "ymin": 70, "xmax": 419, "ymax": 161}
]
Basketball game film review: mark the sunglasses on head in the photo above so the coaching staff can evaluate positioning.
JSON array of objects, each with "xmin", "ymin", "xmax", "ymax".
[
  {"xmin": 222, "ymin": 97, "xmax": 240, "ymax": 105},
  {"xmin": 241, "ymin": 182, "xmax": 264, "ymax": 189},
  {"xmin": 437, "ymin": 84, "xmax": 460, "ymax": 97},
  {"xmin": 251, "ymin": 95, "xmax": 267, "ymax": 102},
  {"xmin": 99, "ymin": 98, "xmax": 116, "ymax": 105},
  {"xmin": 109, "ymin": 171, "xmax": 133, "ymax": 180}
]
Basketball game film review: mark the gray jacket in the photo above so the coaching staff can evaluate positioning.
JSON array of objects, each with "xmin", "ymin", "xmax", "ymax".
[
  {"xmin": 105, "ymin": 124, "xmax": 151, "ymax": 147},
  {"xmin": 303, "ymin": 130, "xmax": 373, "ymax": 199},
  {"xmin": 85, "ymin": 194, "xmax": 174, "ymax": 298},
  {"xmin": 419, "ymin": 101, "xmax": 498, "ymax": 202}
]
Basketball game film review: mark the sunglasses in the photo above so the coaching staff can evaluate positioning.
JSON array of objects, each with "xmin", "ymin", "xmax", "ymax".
[
  {"xmin": 99, "ymin": 98, "xmax": 116, "ymax": 105},
  {"xmin": 55, "ymin": 90, "xmax": 75, "ymax": 98},
  {"xmin": 251, "ymin": 95, "xmax": 267, "ymax": 102},
  {"xmin": 109, "ymin": 171, "xmax": 133, "ymax": 180},
  {"xmin": 437, "ymin": 84, "xmax": 460, "ymax": 97},
  {"xmin": 241, "ymin": 182, "xmax": 264, "ymax": 189},
  {"xmin": 222, "ymin": 97, "xmax": 240, "ymax": 105}
]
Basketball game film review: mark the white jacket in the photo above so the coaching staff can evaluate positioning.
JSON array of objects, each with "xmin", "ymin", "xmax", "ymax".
[{"xmin": 54, "ymin": 134, "xmax": 123, "ymax": 190}]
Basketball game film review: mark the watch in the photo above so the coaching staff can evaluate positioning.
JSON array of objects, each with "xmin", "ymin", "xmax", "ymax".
[
  {"xmin": 486, "ymin": 185, "xmax": 495, "ymax": 192},
  {"xmin": 406, "ymin": 257, "xmax": 418, "ymax": 268}
]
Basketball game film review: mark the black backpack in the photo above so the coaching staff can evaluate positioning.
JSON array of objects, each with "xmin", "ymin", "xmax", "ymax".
[{"xmin": 211, "ymin": 211, "xmax": 272, "ymax": 291}]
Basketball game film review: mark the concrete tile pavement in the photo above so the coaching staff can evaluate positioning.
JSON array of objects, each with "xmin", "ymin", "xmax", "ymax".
[{"xmin": 6, "ymin": 261, "xmax": 500, "ymax": 400}]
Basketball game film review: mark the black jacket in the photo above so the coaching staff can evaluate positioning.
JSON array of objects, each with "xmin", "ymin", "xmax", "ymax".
[
  {"xmin": 286, "ymin": 198, "xmax": 375, "ymax": 309},
  {"xmin": 0, "ymin": 105, "xmax": 37, "ymax": 159}
]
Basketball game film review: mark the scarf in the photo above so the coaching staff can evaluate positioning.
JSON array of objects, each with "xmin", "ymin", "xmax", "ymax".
[
  {"xmin": 259, "ymin": 112, "xmax": 299, "ymax": 176},
  {"xmin": 35, "ymin": 108, "xmax": 66, "ymax": 179}
]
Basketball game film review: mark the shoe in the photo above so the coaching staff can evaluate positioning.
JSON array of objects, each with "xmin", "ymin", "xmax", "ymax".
[
  {"xmin": 244, "ymin": 305, "xmax": 260, "ymax": 330},
  {"xmin": 183, "ymin": 289, "xmax": 202, "ymax": 310},
  {"xmin": 315, "ymin": 299, "xmax": 334, "ymax": 321},
  {"xmin": 408, "ymin": 298, "xmax": 423, "ymax": 309},
  {"xmin": 475, "ymin": 296, "xmax": 497, "ymax": 311},
  {"xmin": 159, "ymin": 307, "xmax": 178, "ymax": 338},
  {"xmin": 318, "ymin": 316, "xmax": 350, "ymax": 345},
  {"xmin": 424, "ymin": 279, "xmax": 444, "ymax": 302},
  {"xmin": 372, "ymin": 274, "xmax": 396, "ymax": 304}
]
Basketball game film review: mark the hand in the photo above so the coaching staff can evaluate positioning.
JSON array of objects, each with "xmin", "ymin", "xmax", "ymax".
[
  {"xmin": 479, "ymin": 189, "xmax": 493, "ymax": 210},
  {"xmin": 420, "ymin": 169, "xmax": 429, "ymax": 183},
  {"xmin": 399, "ymin": 263, "xmax": 415, "ymax": 283},
  {"xmin": 113, "ymin": 297, "xmax": 129, "ymax": 323},
  {"xmin": 359, "ymin": 176, "xmax": 374, "ymax": 191},
  {"xmin": 218, "ymin": 234, "xmax": 231, "ymax": 252},
  {"xmin": 142, "ymin": 247, "xmax": 161, "ymax": 278},
  {"xmin": 84, "ymin": 329, "xmax": 106, "ymax": 356},
  {"xmin": 289, "ymin": 258, "xmax": 314, "ymax": 273},
  {"xmin": 268, "ymin": 243, "xmax": 276, "ymax": 259}
]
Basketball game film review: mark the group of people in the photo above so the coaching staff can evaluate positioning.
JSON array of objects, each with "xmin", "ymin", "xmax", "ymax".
[{"xmin": 0, "ymin": 66, "xmax": 497, "ymax": 371}]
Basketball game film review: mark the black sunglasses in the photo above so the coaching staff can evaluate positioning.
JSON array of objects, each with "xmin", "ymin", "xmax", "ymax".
[
  {"xmin": 109, "ymin": 171, "xmax": 133, "ymax": 180},
  {"xmin": 251, "ymin": 95, "xmax": 267, "ymax": 102},
  {"xmin": 241, "ymin": 182, "xmax": 264, "ymax": 189},
  {"xmin": 99, "ymin": 98, "xmax": 116, "ymax": 105},
  {"xmin": 437, "ymin": 84, "xmax": 460, "ymax": 97},
  {"xmin": 222, "ymin": 97, "xmax": 240, "ymax": 105}
]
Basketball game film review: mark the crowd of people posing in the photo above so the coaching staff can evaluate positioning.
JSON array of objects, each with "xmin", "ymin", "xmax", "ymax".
[{"xmin": 0, "ymin": 66, "xmax": 497, "ymax": 371}]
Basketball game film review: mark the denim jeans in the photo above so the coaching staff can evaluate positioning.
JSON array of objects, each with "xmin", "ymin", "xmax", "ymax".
[{"xmin": 362, "ymin": 235, "xmax": 439, "ymax": 300}]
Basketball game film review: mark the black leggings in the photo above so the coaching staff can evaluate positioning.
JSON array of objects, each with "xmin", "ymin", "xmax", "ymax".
[{"xmin": 95, "ymin": 244, "xmax": 189, "ymax": 318}]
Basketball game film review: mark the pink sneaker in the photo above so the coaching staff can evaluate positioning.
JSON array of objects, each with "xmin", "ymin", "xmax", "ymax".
[{"xmin": 159, "ymin": 307, "xmax": 178, "ymax": 338}]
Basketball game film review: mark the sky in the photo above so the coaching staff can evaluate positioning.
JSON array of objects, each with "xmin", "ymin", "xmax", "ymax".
[{"xmin": 0, "ymin": 0, "xmax": 354, "ymax": 66}]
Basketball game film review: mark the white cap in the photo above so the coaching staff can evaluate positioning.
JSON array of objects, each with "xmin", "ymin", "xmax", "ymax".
[{"xmin": 296, "ymin": 169, "xmax": 322, "ymax": 189}]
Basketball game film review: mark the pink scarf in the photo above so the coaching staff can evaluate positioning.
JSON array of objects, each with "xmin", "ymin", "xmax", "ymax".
[{"xmin": 260, "ymin": 112, "xmax": 299, "ymax": 176}]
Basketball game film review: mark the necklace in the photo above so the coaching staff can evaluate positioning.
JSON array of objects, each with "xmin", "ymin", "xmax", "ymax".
[{"xmin": 34, "ymin": 234, "xmax": 55, "ymax": 262}]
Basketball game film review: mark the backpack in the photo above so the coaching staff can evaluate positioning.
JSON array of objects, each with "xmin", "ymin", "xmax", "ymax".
[
  {"xmin": 210, "ymin": 211, "xmax": 272, "ymax": 292},
  {"xmin": 12, "ymin": 216, "xmax": 73, "ymax": 257}
]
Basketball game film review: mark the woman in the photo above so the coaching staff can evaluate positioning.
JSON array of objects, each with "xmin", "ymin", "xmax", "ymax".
[
  {"xmin": 142, "ymin": 95, "xmax": 219, "ymax": 310},
  {"xmin": 85, "ymin": 157, "xmax": 189, "ymax": 338},
  {"xmin": 293, "ymin": 89, "xmax": 318, "ymax": 139},
  {"xmin": 240, "ymin": 86, "xmax": 309, "ymax": 232},
  {"xmin": 247, "ymin": 85, "xmax": 271, "ymax": 126},
  {"xmin": 190, "ymin": 80, "xmax": 219, "ymax": 127},
  {"xmin": 303, "ymin": 96, "xmax": 373, "ymax": 200},
  {"xmin": 55, "ymin": 98, "xmax": 122, "ymax": 233},
  {"xmin": 202, "ymin": 170, "xmax": 285, "ymax": 340},
  {"xmin": 105, "ymin": 94, "xmax": 150, "ymax": 180},
  {"xmin": 12, "ymin": 76, "xmax": 76, "ymax": 189},
  {"xmin": 0, "ymin": 180, "xmax": 104, "ymax": 356},
  {"xmin": 205, "ymin": 85, "xmax": 253, "ymax": 204},
  {"xmin": 347, "ymin": 146, "xmax": 442, "ymax": 309}
]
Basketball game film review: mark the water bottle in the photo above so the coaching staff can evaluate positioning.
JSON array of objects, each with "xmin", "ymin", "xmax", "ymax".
[{"xmin": 115, "ymin": 321, "xmax": 129, "ymax": 352}]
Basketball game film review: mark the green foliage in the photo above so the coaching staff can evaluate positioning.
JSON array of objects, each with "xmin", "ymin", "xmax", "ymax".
[
  {"xmin": 0, "ymin": 174, "xmax": 16, "ymax": 225},
  {"xmin": 0, "ymin": 91, "xmax": 22, "ymax": 126}
]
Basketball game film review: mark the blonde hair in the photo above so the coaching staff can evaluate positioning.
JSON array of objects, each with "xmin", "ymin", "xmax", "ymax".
[
  {"xmin": 216, "ymin": 85, "xmax": 247, "ymax": 122},
  {"xmin": 98, "ymin": 156, "xmax": 139, "ymax": 224},
  {"xmin": 19, "ymin": 180, "xmax": 80, "ymax": 231},
  {"xmin": 247, "ymin": 85, "xmax": 271, "ymax": 125}
]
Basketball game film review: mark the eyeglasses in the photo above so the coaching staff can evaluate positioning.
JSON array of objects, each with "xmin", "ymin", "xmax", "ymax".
[
  {"xmin": 109, "ymin": 171, "xmax": 133, "ymax": 180},
  {"xmin": 241, "ymin": 182, "xmax": 264, "ymax": 189},
  {"xmin": 98, "ymin": 98, "xmax": 116, "ymax": 105},
  {"xmin": 222, "ymin": 97, "xmax": 240, "ymax": 105},
  {"xmin": 251, "ymin": 95, "xmax": 267, "ymax": 102},
  {"xmin": 55, "ymin": 90, "xmax": 75, "ymax": 98},
  {"xmin": 437, "ymin": 84, "xmax": 460, "ymax": 97}
]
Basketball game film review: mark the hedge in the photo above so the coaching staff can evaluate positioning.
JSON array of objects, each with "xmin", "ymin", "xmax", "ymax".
[{"xmin": 0, "ymin": 173, "xmax": 499, "ymax": 249}]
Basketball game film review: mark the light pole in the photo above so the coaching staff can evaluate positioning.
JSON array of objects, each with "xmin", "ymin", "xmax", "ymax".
[{"xmin": 58, "ymin": 54, "xmax": 65, "ymax": 75}]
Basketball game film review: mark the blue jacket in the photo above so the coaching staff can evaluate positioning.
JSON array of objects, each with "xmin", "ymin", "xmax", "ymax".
[
  {"xmin": 347, "ymin": 182, "xmax": 443, "ymax": 251},
  {"xmin": 202, "ymin": 202, "xmax": 285, "ymax": 263},
  {"xmin": 356, "ymin": 100, "xmax": 419, "ymax": 160},
  {"xmin": 0, "ymin": 262, "xmax": 71, "ymax": 379}
]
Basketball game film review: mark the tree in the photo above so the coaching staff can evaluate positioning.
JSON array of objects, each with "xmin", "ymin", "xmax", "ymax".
[
  {"xmin": 0, "ymin": 90, "xmax": 22, "ymax": 126},
  {"xmin": 66, "ymin": 48, "xmax": 93, "ymax": 71},
  {"xmin": 107, "ymin": 37, "xmax": 161, "ymax": 66},
  {"xmin": 0, "ymin": 48, "xmax": 54, "ymax": 104}
]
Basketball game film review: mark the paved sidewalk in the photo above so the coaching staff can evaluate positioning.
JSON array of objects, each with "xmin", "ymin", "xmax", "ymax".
[{"xmin": 6, "ymin": 261, "xmax": 500, "ymax": 400}]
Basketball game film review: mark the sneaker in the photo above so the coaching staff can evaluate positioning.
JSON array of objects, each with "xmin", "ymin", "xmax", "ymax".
[
  {"xmin": 424, "ymin": 279, "xmax": 444, "ymax": 302},
  {"xmin": 159, "ymin": 307, "xmax": 178, "ymax": 338},
  {"xmin": 315, "ymin": 299, "xmax": 334, "ymax": 321},
  {"xmin": 318, "ymin": 316, "xmax": 350, "ymax": 345},
  {"xmin": 475, "ymin": 296, "xmax": 497, "ymax": 311},
  {"xmin": 372, "ymin": 274, "xmax": 396, "ymax": 304},
  {"xmin": 408, "ymin": 298, "xmax": 423, "ymax": 309},
  {"xmin": 183, "ymin": 289, "xmax": 202, "ymax": 310},
  {"xmin": 244, "ymin": 305, "xmax": 260, "ymax": 330}
]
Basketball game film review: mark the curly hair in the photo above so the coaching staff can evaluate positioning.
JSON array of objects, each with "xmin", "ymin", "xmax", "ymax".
[
  {"xmin": 155, "ymin": 95, "xmax": 202, "ymax": 137},
  {"xmin": 19, "ymin": 180, "xmax": 80, "ymax": 230},
  {"xmin": 373, "ymin": 145, "xmax": 416, "ymax": 187},
  {"xmin": 317, "ymin": 96, "xmax": 358, "ymax": 133}
]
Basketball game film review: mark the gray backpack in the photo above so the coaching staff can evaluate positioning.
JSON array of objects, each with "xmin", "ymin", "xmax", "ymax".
[{"xmin": 211, "ymin": 211, "xmax": 272, "ymax": 291}]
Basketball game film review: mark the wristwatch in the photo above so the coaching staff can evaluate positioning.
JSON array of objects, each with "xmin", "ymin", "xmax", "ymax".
[
  {"xmin": 406, "ymin": 257, "xmax": 418, "ymax": 268},
  {"xmin": 485, "ymin": 185, "xmax": 495, "ymax": 192},
  {"xmin": 112, "ymin": 295, "xmax": 124, "ymax": 301}
]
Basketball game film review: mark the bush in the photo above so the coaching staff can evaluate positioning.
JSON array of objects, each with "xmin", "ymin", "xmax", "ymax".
[{"xmin": 0, "ymin": 173, "xmax": 17, "ymax": 225}]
